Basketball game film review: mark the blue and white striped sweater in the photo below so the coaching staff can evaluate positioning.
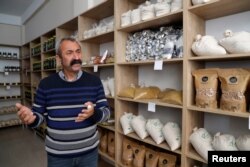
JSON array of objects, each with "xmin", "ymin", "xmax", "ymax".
[{"xmin": 30, "ymin": 71, "xmax": 110, "ymax": 157}]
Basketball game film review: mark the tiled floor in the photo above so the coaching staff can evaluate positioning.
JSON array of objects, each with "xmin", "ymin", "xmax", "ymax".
[{"xmin": 0, "ymin": 125, "xmax": 113, "ymax": 167}]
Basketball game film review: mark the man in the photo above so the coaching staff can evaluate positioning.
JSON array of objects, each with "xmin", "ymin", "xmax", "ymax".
[{"xmin": 16, "ymin": 37, "xmax": 110, "ymax": 167}]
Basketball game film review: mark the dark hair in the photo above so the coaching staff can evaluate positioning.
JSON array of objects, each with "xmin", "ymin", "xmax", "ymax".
[{"xmin": 56, "ymin": 37, "xmax": 81, "ymax": 57}]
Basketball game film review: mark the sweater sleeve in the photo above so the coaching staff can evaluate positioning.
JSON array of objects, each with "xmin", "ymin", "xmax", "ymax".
[
  {"xmin": 29, "ymin": 80, "xmax": 47, "ymax": 128},
  {"xmin": 91, "ymin": 79, "xmax": 110, "ymax": 123}
]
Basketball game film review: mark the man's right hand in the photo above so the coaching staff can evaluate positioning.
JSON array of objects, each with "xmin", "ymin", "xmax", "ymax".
[{"xmin": 16, "ymin": 103, "xmax": 36, "ymax": 125}]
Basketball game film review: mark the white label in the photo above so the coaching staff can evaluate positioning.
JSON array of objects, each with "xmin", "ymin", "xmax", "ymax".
[
  {"xmin": 94, "ymin": 65, "xmax": 98, "ymax": 72},
  {"xmin": 6, "ymin": 85, "xmax": 11, "ymax": 90},
  {"xmin": 4, "ymin": 72, "xmax": 9, "ymax": 76},
  {"xmin": 148, "ymin": 102, "xmax": 156, "ymax": 112},
  {"xmin": 154, "ymin": 60, "xmax": 163, "ymax": 70}
]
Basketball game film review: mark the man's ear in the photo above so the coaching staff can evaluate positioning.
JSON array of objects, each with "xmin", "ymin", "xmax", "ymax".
[{"xmin": 56, "ymin": 55, "xmax": 62, "ymax": 68}]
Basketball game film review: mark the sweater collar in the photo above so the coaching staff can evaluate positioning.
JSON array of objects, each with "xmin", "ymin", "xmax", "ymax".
[{"xmin": 58, "ymin": 70, "xmax": 83, "ymax": 82}]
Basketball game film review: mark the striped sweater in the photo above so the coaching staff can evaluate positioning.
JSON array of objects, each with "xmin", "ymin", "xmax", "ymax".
[{"xmin": 30, "ymin": 71, "xmax": 110, "ymax": 158}]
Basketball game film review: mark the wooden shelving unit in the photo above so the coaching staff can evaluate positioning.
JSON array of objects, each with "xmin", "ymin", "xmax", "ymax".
[{"xmin": 20, "ymin": 0, "xmax": 250, "ymax": 166}]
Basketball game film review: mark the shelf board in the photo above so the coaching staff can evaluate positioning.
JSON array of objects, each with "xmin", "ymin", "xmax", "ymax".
[
  {"xmin": 118, "ymin": 10, "xmax": 183, "ymax": 33},
  {"xmin": 0, "ymin": 83, "xmax": 21, "ymax": 86},
  {"xmin": 80, "ymin": 31, "xmax": 114, "ymax": 43},
  {"xmin": 121, "ymin": 131, "xmax": 182, "ymax": 155},
  {"xmin": 188, "ymin": 53, "xmax": 250, "ymax": 61},
  {"xmin": 42, "ymin": 48, "xmax": 55, "ymax": 54},
  {"xmin": 188, "ymin": 105, "xmax": 250, "ymax": 118},
  {"xmin": 82, "ymin": 63, "xmax": 114, "ymax": 68},
  {"xmin": 117, "ymin": 58, "xmax": 183, "ymax": 65},
  {"xmin": 186, "ymin": 149, "xmax": 207, "ymax": 164},
  {"xmin": 0, "ymin": 58, "xmax": 20, "ymax": 60},
  {"xmin": 82, "ymin": 0, "xmax": 114, "ymax": 20},
  {"xmin": 98, "ymin": 124, "xmax": 115, "ymax": 132},
  {"xmin": 106, "ymin": 95, "xmax": 114, "ymax": 99},
  {"xmin": 0, "ymin": 96, "xmax": 21, "ymax": 101},
  {"xmin": 117, "ymin": 97, "xmax": 183, "ymax": 109},
  {"xmin": 188, "ymin": 0, "xmax": 250, "ymax": 20}
]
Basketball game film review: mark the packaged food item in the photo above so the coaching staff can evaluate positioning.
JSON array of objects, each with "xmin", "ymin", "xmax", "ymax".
[
  {"xmin": 99, "ymin": 129, "xmax": 108, "ymax": 153},
  {"xmin": 122, "ymin": 138, "xmax": 135, "ymax": 166},
  {"xmin": 212, "ymin": 132, "xmax": 238, "ymax": 151},
  {"xmin": 158, "ymin": 152, "xmax": 177, "ymax": 167},
  {"xmin": 131, "ymin": 115, "xmax": 148, "ymax": 139},
  {"xmin": 146, "ymin": 119, "xmax": 165, "ymax": 144},
  {"xmin": 132, "ymin": 143, "xmax": 146, "ymax": 167},
  {"xmin": 218, "ymin": 68, "xmax": 250, "ymax": 112},
  {"xmin": 134, "ymin": 86, "xmax": 160, "ymax": 100},
  {"xmin": 236, "ymin": 134, "xmax": 250, "ymax": 150},
  {"xmin": 189, "ymin": 127, "xmax": 214, "ymax": 161},
  {"xmin": 120, "ymin": 112, "xmax": 135, "ymax": 135},
  {"xmin": 145, "ymin": 148, "xmax": 159, "ymax": 167},
  {"xmin": 117, "ymin": 84, "xmax": 136, "ymax": 99},
  {"xmin": 107, "ymin": 131, "xmax": 115, "ymax": 158},
  {"xmin": 159, "ymin": 89, "xmax": 183, "ymax": 105},
  {"xmin": 192, "ymin": 68, "xmax": 218, "ymax": 109},
  {"xmin": 162, "ymin": 122, "xmax": 181, "ymax": 151}
]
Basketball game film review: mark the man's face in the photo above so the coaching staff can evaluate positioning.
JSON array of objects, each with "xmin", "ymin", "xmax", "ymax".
[{"xmin": 60, "ymin": 40, "xmax": 82, "ymax": 72}]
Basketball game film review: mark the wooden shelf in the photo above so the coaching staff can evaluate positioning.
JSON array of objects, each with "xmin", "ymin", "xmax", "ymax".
[
  {"xmin": 188, "ymin": 0, "xmax": 250, "ymax": 20},
  {"xmin": 81, "ymin": 0, "xmax": 114, "ymax": 20},
  {"xmin": 188, "ymin": 53, "xmax": 250, "ymax": 61},
  {"xmin": 118, "ymin": 10, "xmax": 183, "ymax": 33},
  {"xmin": 186, "ymin": 149, "xmax": 207, "ymax": 164},
  {"xmin": 119, "ymin": 131, "xmax": 182, "ymax": 155},
  {"xmin": 117, "ymin": 58, "xmax": 183, "ymax": 65},
  {"xmin": 42, "ymin": 48, "xmax": 55, "ymax": 54},
  {"xmin": 117, "ymin": 97, "xmax": 183, "ymax": 109},
  {"xmin": 98, "ymin": 150, "xmax": 115, "ymax": 164},
  {"xmin": 81, "ymin": 31, "xmax": 114, "ymax": 43},
  {"xmin": 188, "ymin": 105, "xmax": 250, "ymax": 118},
  {"xmin": 98, "ymin": 124, "xmax": 115, "ymax": 132},
  {"xmin": 82, "ymin": 63, "xmax": 114, "ymax": 68}
]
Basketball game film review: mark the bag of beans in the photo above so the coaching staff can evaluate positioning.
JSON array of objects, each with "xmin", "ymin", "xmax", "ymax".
[
  {"xmin": 158, "ymin": 152, "xmax": 177, "ymax": 167},
  {"xmin": 236, "ymin": 134, "xmax": 250, "ymax": 150},
  {"xmin": 131, "ymin": 115, "xmax": 148, "ymax": 139},
  {"xmin": 159, "ymin": 89, "xmax": 183, "ymax": 105},
  {"xmin": 117, "ymin": 84, "xmax": 136, "ymax": 99},
  {"xmin": 107, "ymin": 131, "xmax": 115, "ymax": 158},
  {"xmin": 132, "ymin": 143, "xmax": 146, "ymax": 167},
  {"xmin": 162, "ymin": 122, "xmax": 181, "ymax": 151},
  {"xmin": 146, "ymin": 119, "xmax": 165, "ymax": 144},
  {"xmin": 218, "ymin": 68, "xmax": 250, "ymax": 112},
  {"xmin": 192, "ymin": 68, "xmax": 218, "ymax": 109},
  {"xmin": 145, "ymin": 148, "xmax": 159, "ymax": 167},
  {"xmin": 212, "ymin": 132, "xmax": 238, "ymax": 151},
  {"xmin": 134, "ymin": 86, "xmax": 161, "ymax": 100},
  {"xmin": 122, "ymin": 138, "xmax": 135, "ymax": 166},
  {"xmin": 120, "ymin": 112, "xmax": 135, "ymax": 135}
]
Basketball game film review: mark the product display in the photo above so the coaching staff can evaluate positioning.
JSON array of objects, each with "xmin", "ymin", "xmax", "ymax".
[
  {"xmin": 132, "ymin": 143, "xmax": 146, "ymax": 167},
  {"xmin": 218, "ymin": 68, "xmax": 250, "ymax": 112},
  {"xmin": 107, "ymin": 131, "xmax": 115, "ymax": 158},
  {"xmin": 131, "ymin": 115, "xmax": 148, "ymax": 139},
  {"xmin": 236, "ymin": 135, "xmax": 250, "ymax": 151},
  {"xmin": 141, "ymin": 1, "xmax": 155, "ymax": 21},
  {"xmin": 154, "ymin": 0, "xmax": 171, "ymax": 17},
  {"xmin": 189, "ymin": 127, "xmax": 214, "ymax": 161},
  {"xmin": 134, "ymin": 86, "xmax": 161, "ymax": 100},
  {"xmin": 158, "ymin": 89, "xmax": 183, "ymax": 105},
  {"xmin": 122, "ymin": 138, "xmax": 135, "ymax": 166},
  {"xmin": 126, "ymin": 26, "xmax": 183, "ymax": 61},
  {"xmin": 212, "ymin": 132, "xmax": 238, "ymax": 151},
  {"xmin": 162, "ymin": 122, "xmax": 181, "ymax": 151},
  {"xmin": 99, "ymin": 129, "xmax": 108, "ymax": 153},
  {"xmin": 146, "ymin": 119, "xmax": 164, "ymax": 144},
  {"xmin": 145, "ymin": 148, "xmax": 159, "ymax": 167},
  {"xmin": 120, "ymin": 112, "xmax": 135, "ymax": 135},
  {"xmin": 117, "ymin": 84, "xmax": 136, "ymax": 99},
  {"xmin": 219, "ymin": 30, "xmax": 250, "ymax": 53},
  {"xmin": 192, "ymin": 68, "xmax": 218, "ymax": 109},
  {"xmin": 158, "ymin": 152, "xmax": 177, "ymax": 167},
  {"xmin": 191, "ymin": 34, "xmax": 227, "ymax": 57}
]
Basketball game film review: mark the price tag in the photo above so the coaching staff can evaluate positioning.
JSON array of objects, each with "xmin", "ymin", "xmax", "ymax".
[
  {"xmin": 94, "ymin": 65, "xmax": 98, "ymax": 72},
  {"xmin": 4, "ymin": 72, "xmax": 9, "ymax": 76},
  {"xmin": 6, "ymin": 85, "xmax": 11, "ymax": 90},
  {"xmin": 148, "ymin": 102, "xmax": 156, "ymax": 112},
  {"xmin": 154, "ymin": 60, "xmax": 163, "ymax": 70}
]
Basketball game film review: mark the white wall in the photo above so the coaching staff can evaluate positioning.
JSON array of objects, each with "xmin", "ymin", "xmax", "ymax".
[
  {"xmin": 24, "ymin": 0, "xmax": 105, "ymax": 44},
  {"xmin": 0, "ymin": 24, "xmax": 22, "ymax": 46}
]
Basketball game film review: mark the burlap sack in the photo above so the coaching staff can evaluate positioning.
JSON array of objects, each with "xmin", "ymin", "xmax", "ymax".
[
  {"xmin": 99, "ymin": 129, "xmax": 108, "ymax": 153},
  {"xmin": 218, "ymin": 68, "xmax": 250, "ymax": 112},
  {"xmin": 192, "ymin": 68, "xmax": 218, "ymax": 109}
]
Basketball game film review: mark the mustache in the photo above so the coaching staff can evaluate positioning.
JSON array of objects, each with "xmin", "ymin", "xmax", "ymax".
[{"xmin": 70, "ymin": 59, "xmax": 82, "ymax": 66}]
